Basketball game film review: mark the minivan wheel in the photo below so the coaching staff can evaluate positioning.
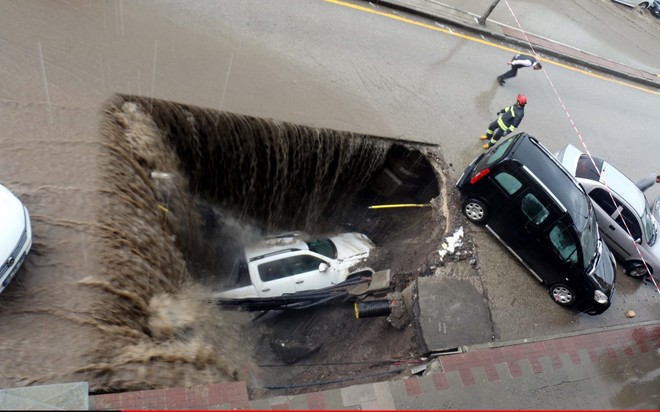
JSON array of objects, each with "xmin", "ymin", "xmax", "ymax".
[
  {"xmin": 462, "ymin": 198, "xmax": 489, "ymax": 225},
  {"xmin": 550, "ymin": 284, "xmax": 576, "ymax": 307},
  {"xmin": 625, "ymin": 262, "xmax": 650, "ymax": 278}
]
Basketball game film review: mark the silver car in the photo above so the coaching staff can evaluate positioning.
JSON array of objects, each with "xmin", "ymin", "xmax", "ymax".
[
  {"xmin": 611, "ymin": 0, "xmax": 654, "ymax": 8},
  {"xmin": 556, "ymin": 144, "xmax": 659, "ymax": 278}
]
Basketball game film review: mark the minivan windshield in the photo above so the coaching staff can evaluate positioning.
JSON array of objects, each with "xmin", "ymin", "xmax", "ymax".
[
  {"xmin": 473, "ymin": 134, "xmax": 519, "ymax": 175},
  {"xmin": 581, "ymin": 206, "xmax": 600, "ymax": 272}
]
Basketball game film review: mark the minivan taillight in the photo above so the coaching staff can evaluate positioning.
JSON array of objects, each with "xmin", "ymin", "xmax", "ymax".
[{"xmin": 470, "ymin": 168, "xmax": 490, "ymax": 184}]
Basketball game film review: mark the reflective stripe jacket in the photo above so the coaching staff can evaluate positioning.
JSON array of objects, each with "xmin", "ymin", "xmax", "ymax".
[{"xmin": 496, "ymin": 104, "xmax": 525, "ymax": 133}]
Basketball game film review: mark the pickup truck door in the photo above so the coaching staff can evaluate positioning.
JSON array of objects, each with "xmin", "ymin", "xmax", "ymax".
[
  {"xmin": 287, "ymin": 253, "xmax": 335, "ymax": 292},
  {"xmin": 252, "ymin": 258, "xmax": 297, "ymax": 297}
]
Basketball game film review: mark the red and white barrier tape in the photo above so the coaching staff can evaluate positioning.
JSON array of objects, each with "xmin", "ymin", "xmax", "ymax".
[{"xmin": 502, "ymin": 0, "xmax": 659, "ymax": 294}]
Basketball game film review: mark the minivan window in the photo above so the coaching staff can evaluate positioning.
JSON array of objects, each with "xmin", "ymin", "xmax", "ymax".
[
  {"xmin": 521, "ymin": 193, "xmax": 550, "ymax": 225},
  {"xmin": 494, "ymin": 172, "xmax": 522, "ymax": 195},
  {"xmin": 484, "ymin": 135, "xmax": 517, "ymax": 167},
  {"xmin": 549, "ymin": 224, "xmax": 579, "ymax": 264}
]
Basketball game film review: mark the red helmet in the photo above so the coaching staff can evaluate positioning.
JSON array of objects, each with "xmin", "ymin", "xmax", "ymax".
[{"xmin": 517, "ymin": 94, "xmax": 527, "ymax": 106}]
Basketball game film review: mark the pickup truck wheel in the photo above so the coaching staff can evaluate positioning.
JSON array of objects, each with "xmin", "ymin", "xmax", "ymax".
[
  {"xmin": 625, "ymin": 262, "xmax": 651, "ymax": 278},
  {"xmin": 462, "ymin": 198, "xmax": 489, "ymax": 226},
  {"xmin": 549, "ymin": 284, "xmax": 576, "ymax": 307}
]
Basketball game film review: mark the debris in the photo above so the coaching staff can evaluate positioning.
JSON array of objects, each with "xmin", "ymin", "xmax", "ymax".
[
  {"xmin": 625, "ymin": 310, "xmax": 636, "ymax": 318},
  {"xmin": 438, "ymin": 227, "xmax": 464, "ymax": 261},
  {"xmin": 410, "ymin": 363, "xmax": 427, "ymax": 375}
]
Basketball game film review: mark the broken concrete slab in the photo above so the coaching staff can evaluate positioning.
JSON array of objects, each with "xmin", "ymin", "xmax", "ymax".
[{"xmin": 416, "ymin": 264, "xmax": 493, "ymax": 352}]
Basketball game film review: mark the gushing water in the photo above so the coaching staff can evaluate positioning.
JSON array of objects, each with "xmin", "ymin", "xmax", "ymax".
[{"xmin": 2, "ymin": 94, "xmax": 438, "ymax": 393}]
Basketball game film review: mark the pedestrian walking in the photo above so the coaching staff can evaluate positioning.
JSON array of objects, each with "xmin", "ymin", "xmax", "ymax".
[
  {"xmin": 497, "ymin": 53, "xmax": 542, "ymax": 85},
  {"xmin": 634, "ymin": 173, "xmax": 660, "ymax": 193},
  {"xmin": 480, "ymin": 94, "xmax": 526, "ymax": 149}
]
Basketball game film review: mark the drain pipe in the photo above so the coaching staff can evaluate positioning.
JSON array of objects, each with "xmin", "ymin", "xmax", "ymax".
[{"xmin": 354, "ymin": 300, "xmax": 392, "ymax": 318}]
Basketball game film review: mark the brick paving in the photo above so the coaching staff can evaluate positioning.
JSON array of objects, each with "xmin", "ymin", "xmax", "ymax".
[{"xmin": 89, "ymin": 323, "xmax": 660, "ymax": 410}]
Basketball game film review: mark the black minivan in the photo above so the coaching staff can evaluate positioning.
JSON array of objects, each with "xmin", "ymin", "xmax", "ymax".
[{"xmin": 456, "ymin": 133, "xmax": 616, "ymax": 315}]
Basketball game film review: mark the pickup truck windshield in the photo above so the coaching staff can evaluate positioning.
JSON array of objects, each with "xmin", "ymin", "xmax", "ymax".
[{"xmin": 307, "ymin": 238, "xmax": 337, "ymax": 259}]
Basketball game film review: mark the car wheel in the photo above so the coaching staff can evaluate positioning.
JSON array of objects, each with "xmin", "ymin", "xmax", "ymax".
[
  {"xmin": 549, "ymin": 284, "xmax": 576, "ymax": 307},
  {"xmin": 625, "ymin": 262, "xmax": 651, "ymax": 278},
  {"xmin": 635, "ymin": 2, "xmax": 650, "ymax": 9},
  {"xmin": 462, "ymin": 198, "xmax": 489, "ymax": 225}
]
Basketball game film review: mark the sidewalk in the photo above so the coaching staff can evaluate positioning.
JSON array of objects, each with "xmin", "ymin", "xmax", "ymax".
[
  {"xmin": 88, "ymin": 322, "xmax": 660, "ymax": 410},
  {"xmin": 368, "ymin": 0, "xmax": 660, "ymax": 89}
]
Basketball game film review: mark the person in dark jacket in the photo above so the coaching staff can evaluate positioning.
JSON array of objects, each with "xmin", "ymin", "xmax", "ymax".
[
  {"xmin": 480, "ymin": 94, "xmax": 527, "ymax": 149},
  {"xmin": 635, "ymin": 173, "xmax": 660, "ymax": 193},
  {"xmin": 497, "ymin": 54, "xmax": 542, "ymax": 85}
]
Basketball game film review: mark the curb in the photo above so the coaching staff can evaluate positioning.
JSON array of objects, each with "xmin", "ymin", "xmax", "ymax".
[
  {"xmin": 366, "ymin": 0, "xmax": 660, "ymax": 89},
  {"xmin": 463, "ymin": 318, "xmax": 660, "ymax": 352}
]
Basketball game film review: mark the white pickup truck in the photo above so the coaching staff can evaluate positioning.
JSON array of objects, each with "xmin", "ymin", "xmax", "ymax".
[{"xmin": 214, "ymin": 231, "xmax": 377, "ymax": 300}]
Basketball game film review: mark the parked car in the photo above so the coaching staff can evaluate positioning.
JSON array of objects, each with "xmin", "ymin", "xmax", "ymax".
[
  {"xmin": 456, "ymin": 133, "xmax": 616, "ymax": 315},
  {"xmin": 611, "ymin": 0, "xmax": 653, "ymax": 8},
  {"xmin": 650, "ymin": 0, "xmax": 660, "ymax": 17},
  {"xmin": 214, "ymin": 231, "xmax": 375, "ymax": 299},
  {"xmin": 556, "ymin": 144, "xmax": 659, "ymax": 279},
  {"xmin": 0, "ymin": 183, "xmax": 32, "ymax": 294}
]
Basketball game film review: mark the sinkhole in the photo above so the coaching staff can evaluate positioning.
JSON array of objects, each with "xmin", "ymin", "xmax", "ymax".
[{"xmin": 96, "ymin": 95, "xmax": 448, "ymax": 388}]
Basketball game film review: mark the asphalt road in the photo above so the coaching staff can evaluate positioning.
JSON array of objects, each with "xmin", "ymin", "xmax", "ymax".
[
  {"xmin": 137, "ymin": 0, "xmax": 660, "ymax": 336},
  {"xmin": 0, "ymin": 0, "xmax": 658, "ymax": 387}
]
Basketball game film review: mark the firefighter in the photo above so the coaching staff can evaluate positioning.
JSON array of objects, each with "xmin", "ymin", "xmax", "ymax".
[{"xmin": 480, "ymin": 94, "xmax": 527, "ymax": 150}]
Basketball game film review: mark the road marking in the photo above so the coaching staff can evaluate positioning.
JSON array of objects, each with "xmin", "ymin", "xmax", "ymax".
[
  {"xmin": 438, "ymin": 321, "xmax": 447, "ymax": 333},
  {"xmin": 324, "ymin": 0, "xmax": 659, "ymax": 95}
]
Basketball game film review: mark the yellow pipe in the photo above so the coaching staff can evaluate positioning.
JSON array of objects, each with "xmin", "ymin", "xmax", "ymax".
[{"xmin": 368, "ymin": 203, "xmax": 431, "ymax": 209}]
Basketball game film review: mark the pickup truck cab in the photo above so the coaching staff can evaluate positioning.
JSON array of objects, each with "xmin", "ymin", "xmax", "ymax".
[{"xmin": 214, "ymin": 232, "xmax": 375, "ymax": 299}]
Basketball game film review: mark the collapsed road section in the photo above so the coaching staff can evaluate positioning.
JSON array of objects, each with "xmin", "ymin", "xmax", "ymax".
[{"xmin": 87, "ymin": 94, "xmax": 493, "ymax": 395}]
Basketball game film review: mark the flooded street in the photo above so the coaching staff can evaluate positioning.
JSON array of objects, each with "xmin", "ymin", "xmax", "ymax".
[{"xmin": 0, "ymin": 0, "xmax": 658, "ymax": 396}]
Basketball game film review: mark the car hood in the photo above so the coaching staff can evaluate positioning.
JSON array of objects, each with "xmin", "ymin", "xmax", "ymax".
[
  {"xmin": 0, "ymin": 184, "xmax": 26, "ymax": 258},
  {"xmin": 592, "ymin": 240, "xmax": 616, "ymax": 294},
  {"xmin": 331, "ymin": 232, "xmax": 375, "ymax": 262}
]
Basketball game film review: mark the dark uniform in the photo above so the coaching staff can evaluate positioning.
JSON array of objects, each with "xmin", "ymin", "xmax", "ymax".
[{"xmin": 480, "ymin": 95, "xmax": 526, "ymax": 149}]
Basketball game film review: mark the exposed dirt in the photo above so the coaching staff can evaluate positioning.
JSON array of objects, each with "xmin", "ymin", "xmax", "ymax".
[{"xmin": 12, "ymin": 94, "xmax": 450, "ymax": 396}]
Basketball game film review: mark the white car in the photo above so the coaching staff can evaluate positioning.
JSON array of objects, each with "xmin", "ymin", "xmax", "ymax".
[
  {"xmin": 556, "ymin": 145, "xmax": 659, "ymax": 278},
  {"xmin": 611, "ymin": 0, "xmax": 654, "ymax": 8},
  {"xmin": 215, "ymin": 232, "xmax": 375, "ymax": 299},
  {"xmin": 0, "ymin": 184, "xmax": 32, "ymax": 294}
]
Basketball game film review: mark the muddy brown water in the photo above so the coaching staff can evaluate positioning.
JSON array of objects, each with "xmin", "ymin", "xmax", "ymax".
[{"xmin": 0, "ymin": 94, "xmax": 445, "ymax": 394}]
